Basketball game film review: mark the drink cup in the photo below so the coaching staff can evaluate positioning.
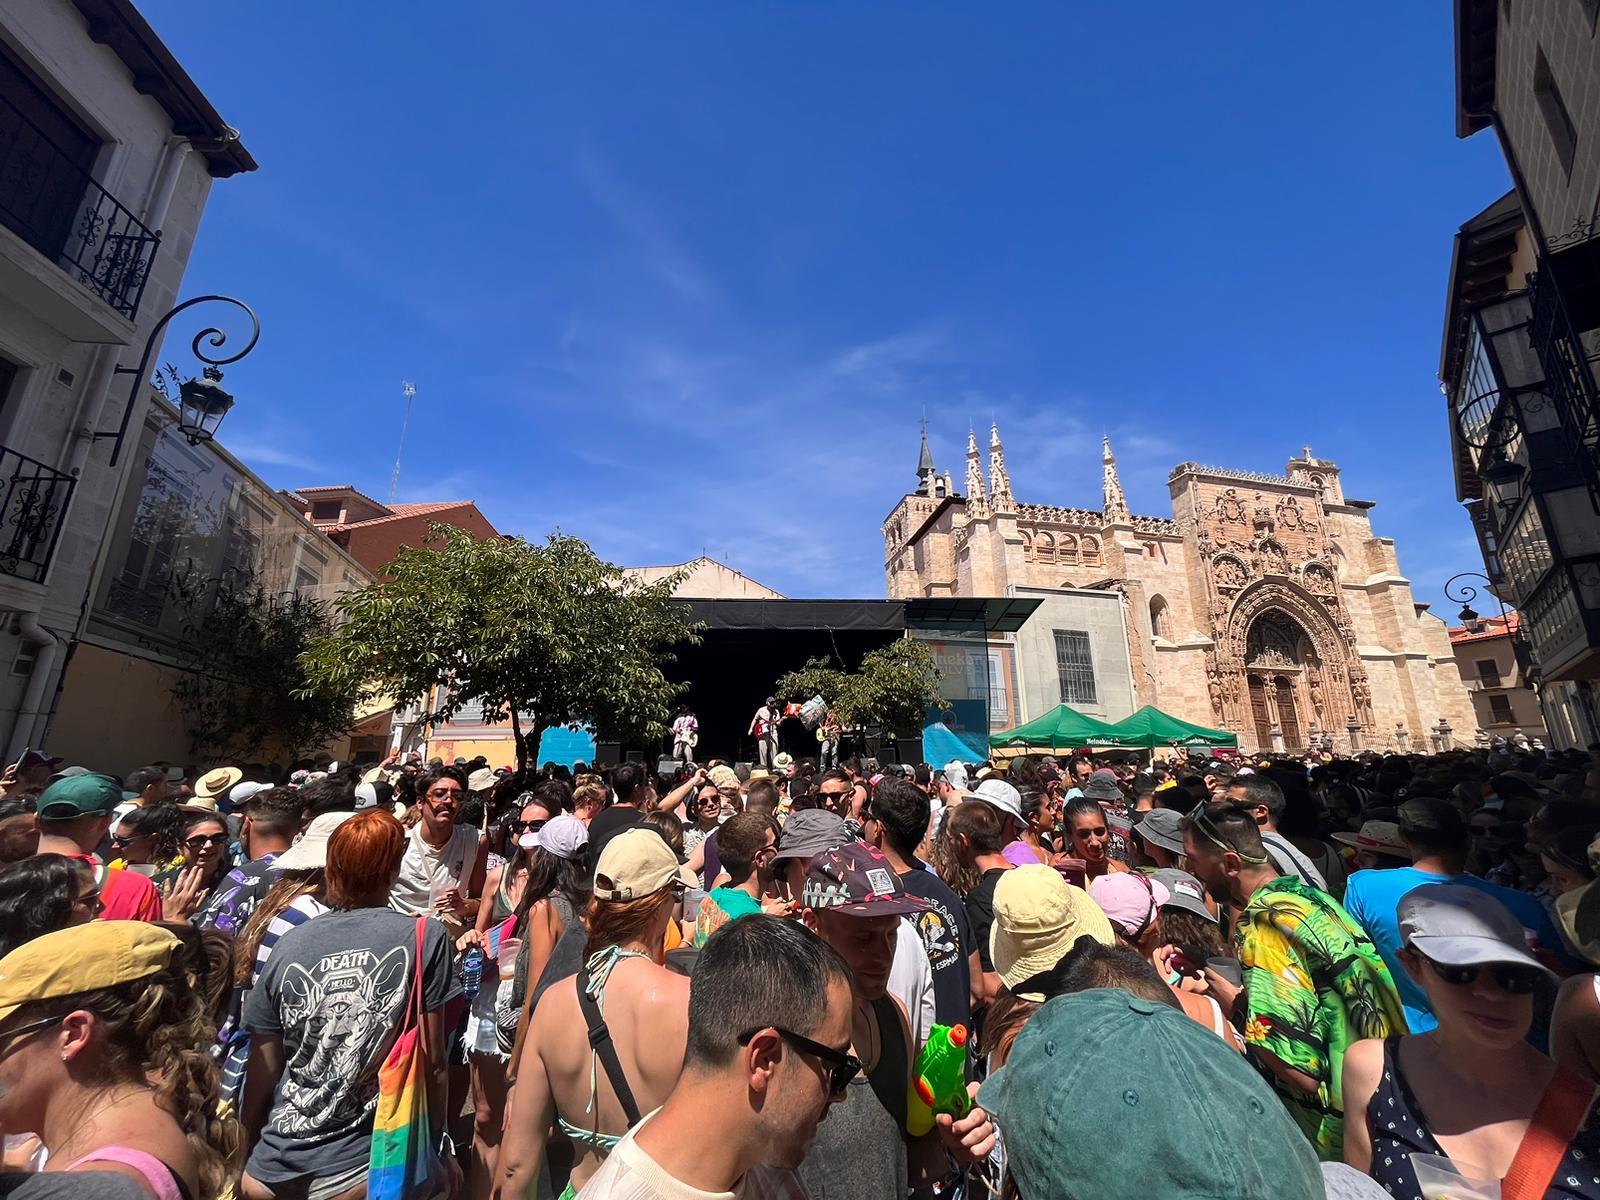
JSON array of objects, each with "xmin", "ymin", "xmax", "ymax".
[{"xmin": 497, "ymin": 938, "xmax": 522, "ymax": 981}]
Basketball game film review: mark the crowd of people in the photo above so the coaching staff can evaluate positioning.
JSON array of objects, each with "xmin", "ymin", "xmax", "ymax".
[{"xmin": 0, "ymin": 736, "xmax": 1596, "ymax": 1199}]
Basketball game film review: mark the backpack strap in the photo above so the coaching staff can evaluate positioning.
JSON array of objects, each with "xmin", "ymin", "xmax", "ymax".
[
  {"xmin": 576, "ymin": 980, "xmax": 641, "ymax": 1127},
  {"xmin": 1502, "ymin": 1068, "xmax": 1596, "ymax": 1200}
]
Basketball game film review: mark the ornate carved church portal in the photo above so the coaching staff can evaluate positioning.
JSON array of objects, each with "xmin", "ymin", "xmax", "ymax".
[{"xmin": 883, "ymin": 435, "xmax": 1478, "ymax": 754}]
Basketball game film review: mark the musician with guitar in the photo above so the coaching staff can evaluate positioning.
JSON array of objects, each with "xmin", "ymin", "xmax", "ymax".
[
  {"xmin": 748, "ymin": 696, "xmax": 780, "ymax": 768},
  {"xmin": 671, "ymin": 705, "xmax": 699, "ymax": 765},
  {"xmin": 818, "ymin": 707, "xmax": 842, "ymax": 770}
]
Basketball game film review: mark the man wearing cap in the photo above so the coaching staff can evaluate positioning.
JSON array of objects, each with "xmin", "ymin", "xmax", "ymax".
[
  {"xmin": 33, "ymin": 772, "xmax": 161, "ymax": 922},
  {"xmin": 496, "ymin": 828, "xmax": 694, "ymax": 1199},
  {"xmin": 799, "ymin": 843, "xmax": 995, "ymax": 1200},
  {"xmin": 771, "ymin": 809, "xmax": 937, "ymax": 1052},
  {"xmin": 1342, "ymin": 796, "xmax": 1564, "ymax": 1033},
  {"xmin": 971, "ymin": 777, "xmax": 1037, "ymax": 869},
  {"xmin": 0, "ymin": 747, "xmax": 62, "ymax": 797},
  {"xmin": 1182, "ymin": 801, "xmax": 1404, "ymax": 1159}
]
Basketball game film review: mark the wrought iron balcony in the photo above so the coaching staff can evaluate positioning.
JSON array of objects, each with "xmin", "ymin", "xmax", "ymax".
[
  {"xmin": 1528, "ymin": 267, "xmax": 1600, "ymax": 472},
  {"xmin": 0, "ymin": 446, "xmax": 74, "ymax": 585},
  {"xmin": 0, "ymin": 90, "xmax": 159, "ymax": 321}
]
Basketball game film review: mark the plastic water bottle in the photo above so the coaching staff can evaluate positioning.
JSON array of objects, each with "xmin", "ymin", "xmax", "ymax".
[{"xmin": 462, "ymin": 945, "xmax": 484, "ymax": 1001}]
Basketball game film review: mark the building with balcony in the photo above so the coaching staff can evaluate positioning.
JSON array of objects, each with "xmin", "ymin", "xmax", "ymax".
[
  {"xmin": 1447, "ymin": 613, "xmax": 1551, "ymax": 744},
  {"xmin": 0, "ymin": 0, "xmax": 253, "ymax": 761},
  {"xmin": 1441, "ymin": 0, "xmax": 1600, "ymax": 745}
]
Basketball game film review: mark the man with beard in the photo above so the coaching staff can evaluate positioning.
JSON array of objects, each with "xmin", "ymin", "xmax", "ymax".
[{"xmin": 577, "ymin": 915, "xmax": 851, "ymax": 1199}]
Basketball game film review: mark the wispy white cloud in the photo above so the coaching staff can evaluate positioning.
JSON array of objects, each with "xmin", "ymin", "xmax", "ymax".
[
  {"xmin": 221, "ymin": 435, "xmax": 328, "ymax": 474},
  {"xmin": 577, "ymin": 150, "xmax": 719, "ymax": 304}
]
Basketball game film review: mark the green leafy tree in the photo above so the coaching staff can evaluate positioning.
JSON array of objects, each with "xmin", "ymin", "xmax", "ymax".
[
  {"xmin": 775, "ymin": 638, "xmax": 947, "ymax": 738},
  {"xmin": 299, "ymin": 525, "xmax": 700, "ymax": 770},
  {"xmin": 170, "ymin": 569, "xmax": 360, "ymax": 761}
]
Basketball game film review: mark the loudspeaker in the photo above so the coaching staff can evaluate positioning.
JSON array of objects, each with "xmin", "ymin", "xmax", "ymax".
[
  {"xmin": 891, "ymin": 737, "xmax": 924, "ymax": 767},
  {"xmin": 594, "ymin": 742, "xmax": 622, "ymax": 766},
  {"xmin": 657, "ymin": 757, "xmax": 680, "ymax": 777},
  {"xmin": 625, "ymin": 750, "xmax": 646, "ymax": 763},
  {"xmin": 734, "ymin": 761, "xmax": 752, "ymax": 775}
]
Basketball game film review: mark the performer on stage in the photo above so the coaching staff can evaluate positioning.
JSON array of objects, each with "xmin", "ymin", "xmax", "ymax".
[
  {"xmin": 671, "ymin": 704, "xmax": 699, "ymax": 765},
  {"xmin": 818, "ymin": 706, "xmax": 841, "ymax": 770},
  {"xmin": 749, "ymin": 696, "xmax": 780, "ymax": 767}
]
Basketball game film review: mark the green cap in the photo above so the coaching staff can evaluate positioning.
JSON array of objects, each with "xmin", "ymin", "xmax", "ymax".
[
  {"xmin": 36, "ymin": 772, "xmax": 124, "ymax": 820},
  {"xmin": 977, "ymin": 989, "xmax": 1321, "ymax": 1200}
]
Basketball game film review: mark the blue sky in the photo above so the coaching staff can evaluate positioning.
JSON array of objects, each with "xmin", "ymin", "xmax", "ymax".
[{"xmin": 147, "ymin": 3, "xmax": 1510, "ymax": 610}]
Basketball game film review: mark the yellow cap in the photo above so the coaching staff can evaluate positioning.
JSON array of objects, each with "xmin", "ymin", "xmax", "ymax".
[
  {"xmin": 989, "ymin": 865, "xmax": 1116, "ymax": 999},
  {"xmin": 0, "ymin": 922, "xmax": 179, "ymax": 1026},
  {"xmin": 594, "ymin": 828, "xmax": 697, "ymax": 901}
]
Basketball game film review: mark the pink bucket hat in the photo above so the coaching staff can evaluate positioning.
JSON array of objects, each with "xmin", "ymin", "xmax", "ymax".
[{"xmin": 1089, "ymin": 872, "xmax": 1171, "ymax": 940}]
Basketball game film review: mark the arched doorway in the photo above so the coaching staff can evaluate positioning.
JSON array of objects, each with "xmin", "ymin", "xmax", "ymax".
[{"xmin": 1245, "ymin": 609, "xmax": 1317, "ymax": 751}]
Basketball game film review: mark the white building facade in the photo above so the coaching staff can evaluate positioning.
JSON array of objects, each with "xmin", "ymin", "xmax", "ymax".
[{"xmin": 0, "ymin": 0, "xmax": 252, "ymax": 759}]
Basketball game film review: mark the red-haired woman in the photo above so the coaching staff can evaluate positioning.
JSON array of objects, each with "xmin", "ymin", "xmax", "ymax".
[{"xmin": 239, "ymin": 809, "xmax": 460, "ymax": 1200}]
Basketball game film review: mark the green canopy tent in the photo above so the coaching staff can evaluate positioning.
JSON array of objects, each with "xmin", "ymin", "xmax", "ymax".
[
  {"xmin": 1104, "ymin": 704, "xmax": 1238, "ymax": 751},
  {"xmin": 991, "ymin": 704, "xmax": 1136, "ymax": 757}
]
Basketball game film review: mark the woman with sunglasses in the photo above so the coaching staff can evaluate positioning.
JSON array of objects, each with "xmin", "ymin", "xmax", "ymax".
[
  {"xmin": 1342, "ymin": 886, "xmax": 1591, "ymax": 1198},
  {"xmin": 151, "ymin": 811, "xmax": 234, "ymax": 923},
  {"xmin": 0, "ymin": 854, "xmax": 100, "ymax": 958},
  {"xmin": 682, "ymin": 782, "xmax": 723, "ymax": 873}
]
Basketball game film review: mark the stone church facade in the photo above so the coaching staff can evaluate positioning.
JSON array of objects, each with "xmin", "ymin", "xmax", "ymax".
[{"xmin": 883, "ymin": 427, "xmax": 1477, "ymax": 754}]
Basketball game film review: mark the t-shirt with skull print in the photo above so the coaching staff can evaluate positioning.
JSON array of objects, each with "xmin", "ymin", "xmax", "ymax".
[{"xmin": 243, "ymin": 906, "xmax": 459, "ymax": 1183}]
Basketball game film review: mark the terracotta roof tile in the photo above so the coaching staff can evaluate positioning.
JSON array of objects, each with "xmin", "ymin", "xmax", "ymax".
[{"xmin": 1448, "ymin": 613, "xmax": 1520, "ymax": 645}]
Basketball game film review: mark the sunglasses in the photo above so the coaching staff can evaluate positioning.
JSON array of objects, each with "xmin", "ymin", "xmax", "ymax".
[
  {"xmin": 738, "ymin": 1026, "xmax": 861, "ymax": 1095},
  {"xmin": 0, "ymin": 1015, "xmax": 60, "ymax": 1058},
  {"xmin": 1417, "ymin": 952, "xmax": 1544, "ymax": 995},
  {"xmin": 184, "ymin": 833, "xmax": 228, "ymax": 850},
  {"xmin": 507, "ymin": 819, "xmax": 546, "ymax": 835},
  {"xmin": 1184, "ymin": 800, "xmax": 1270, "ymax": 865}
]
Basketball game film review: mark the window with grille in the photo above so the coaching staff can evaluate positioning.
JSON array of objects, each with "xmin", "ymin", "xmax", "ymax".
[{"xmin": 1053, "ymin": 629, "xmax": 1097, "ymax": 705}]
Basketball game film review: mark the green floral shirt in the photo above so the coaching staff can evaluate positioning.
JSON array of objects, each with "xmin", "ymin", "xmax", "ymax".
[{"xmin": 1236, "ymin": 875, "xmax": 1406, "ymax": 1159}]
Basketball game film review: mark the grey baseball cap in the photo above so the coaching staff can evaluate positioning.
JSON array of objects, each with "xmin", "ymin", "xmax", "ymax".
[
  {"xmin": 1398, "ymin": 883, "xmax": 1551, "ymax": 973},
  {"xmin": 1135, "ymin": 807, "xmax": 1186, "ymax": 855},
  {"xmin": 1152, "ymin": 868, "xmax": 1217, "ymax": 924},
  {"xmin": 774, "ymin": 808, "xmax": 849, "ymax": 863}
]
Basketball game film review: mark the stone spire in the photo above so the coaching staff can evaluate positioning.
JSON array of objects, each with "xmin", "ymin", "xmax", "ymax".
[
  {"xmin": 1102, "ymin": 435, "xmax": 1130, "ymax": 523},
  {"xmin": 988, "ymin": 423, "xmax": 1015, "ymax": 513},
  {"xmin": 965, "ymin": 428, "xmax": 989, "ymax": 515},
  {"xmin": 915, "ymin": 418, "xmax": 936, "ymax": 497}
]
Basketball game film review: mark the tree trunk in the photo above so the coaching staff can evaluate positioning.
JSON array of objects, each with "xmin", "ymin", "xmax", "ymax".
[{"xmin": 510, "ymin": 708, "xmax": 535, "ymax": 777}]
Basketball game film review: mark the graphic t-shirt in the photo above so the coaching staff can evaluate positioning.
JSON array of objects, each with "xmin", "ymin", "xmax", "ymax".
[
  {"xmin": 1236, "ymin": 875, "xmax": 1406, "ymax": 1160},
  {"xmin": 243, "ymin": 907, "xmax": 458, "ymax": 1182},
  {"xmin": 692, "ymin": 886, "xmax": 763, "ymax": 947},
  {"xmin": 964, "ymin": 868, "xmax": 1008, "ymax": 973},
  {"xmin": 196, "ymin": 853, "xmax": 279, "ymax": 936},
  {"xmin": 898, "ymin": 862, "xmax": 975, "ymax": 1028}
]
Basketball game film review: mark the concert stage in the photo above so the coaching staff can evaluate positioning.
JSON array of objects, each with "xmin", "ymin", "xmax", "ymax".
[{"xmin": 662, "ymin": 597, "xmax": 1039, "ymax": 765}]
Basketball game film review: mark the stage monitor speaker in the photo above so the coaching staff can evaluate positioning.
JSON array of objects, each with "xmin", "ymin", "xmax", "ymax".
[
  {"xmin": 625, "ymin": 750, "xmax": 646, "ymax": 763},
  {"xmin": 594, "ymin": 742, "xmax": 622, "ymax": 767},
  {"xmin": 892, "ymin": 737, "xmax": 924, "ymax": 767},
  {"xmin": 657, "ymin": 757, "xmax": 680, "ymax": 777},
  {"xmin": 734, "ymin": 761, "xmax": 753, "ymax": 776}
]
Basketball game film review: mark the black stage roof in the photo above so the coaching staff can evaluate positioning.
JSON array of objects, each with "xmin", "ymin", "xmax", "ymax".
[{"xmin": 674, "ymin": 596, "xmax": 1041, "ymax": 634}]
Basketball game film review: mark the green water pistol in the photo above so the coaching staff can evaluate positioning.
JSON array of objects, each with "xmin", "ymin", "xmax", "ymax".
[{"xmin": 907, "ymin": 1022, "xmax": 972, "ymax": 1136}]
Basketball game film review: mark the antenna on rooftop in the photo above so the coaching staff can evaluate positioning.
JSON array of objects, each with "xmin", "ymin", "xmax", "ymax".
[{"xmin": 390, "ymin": 380, "xmax": 416, "ymax": 503}]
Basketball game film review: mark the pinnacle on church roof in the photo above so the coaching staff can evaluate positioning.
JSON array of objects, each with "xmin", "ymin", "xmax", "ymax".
[
  {"xmin": 1103, "ymin": 435, "xmax": 1115, "ymax": 464},
  {"xmin": 1102, "ymin": 435, "xmax": 1130, "ymax": 522},
  {"xmin": 917, "ymin": 423, "xmax": 935, "ymax": 476}
]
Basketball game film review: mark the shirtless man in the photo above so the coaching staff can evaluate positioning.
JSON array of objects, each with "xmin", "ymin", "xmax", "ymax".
[{"xmin": 493, "ymin": 829, "xmax": 696, "ymax": 1199}]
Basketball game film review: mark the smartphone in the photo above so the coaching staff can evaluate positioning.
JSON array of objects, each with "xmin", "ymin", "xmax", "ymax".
[
  {"xmin": 1053, "ymin": 858, "xmax": 1088, "ymax": 889},
  {"xmin": 1169, "ymin": 942, "xmax": 1209, "ymax": 975}
]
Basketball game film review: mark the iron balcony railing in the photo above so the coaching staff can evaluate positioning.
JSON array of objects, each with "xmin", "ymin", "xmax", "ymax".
[
  {"xmin": 0, "ymin": 91, "xmax": 159, "ymax": 321},
  {"xmin": 1529, "ymin": 268, "xmax": 1600, "ymax": 473},
  {"xmin": 0, "ymin": 445, "xmax": 75, "ymax": 585}
]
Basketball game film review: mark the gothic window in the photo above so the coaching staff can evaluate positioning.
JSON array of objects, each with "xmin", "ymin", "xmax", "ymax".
[
  {"xmin": 1082, "ymin": 536, "xmax": 1101, "ymax": 566},
  {"xmin": 1037, "ymin": 532, "xmax": 1056, "ymax": 564},
  {"xmin": 1149, "ymin": 595, "xmax": 1172, "ymax": 640},
  {"xmin": 1060, "ymin": 534, "xmax": 1078, "ymax": 565}
]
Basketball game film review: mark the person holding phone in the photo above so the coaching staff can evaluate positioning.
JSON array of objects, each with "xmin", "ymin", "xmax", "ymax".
[{"xmin": 388, "ymin": 766, "xmax": 487, "ymax": 941}]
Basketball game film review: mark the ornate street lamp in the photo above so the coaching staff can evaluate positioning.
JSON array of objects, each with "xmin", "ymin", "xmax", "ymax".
[
  {"xmin": 1477, "ymin": 449, "xmax": 1528, "ymax": 514},
  {"xmin": 94, "ymin": 295, "xmax": 259, "ymax": 466},
  {"xmin": 1446, "ymin": 571, "xmax": 1506, "ymax": 635},
  {"xmin": 176, "ymin": 367, "xmax": 235, "ymax": 446}
]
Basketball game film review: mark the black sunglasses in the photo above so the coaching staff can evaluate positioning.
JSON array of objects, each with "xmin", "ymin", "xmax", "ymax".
[
  {"xmin": 1418, "ymin": 952, "xmax": 1543, "ymax": 995},
  {"xmin": 738, "ymin": 1026, "xmax": 861, "ymax": 1095},
  {"xmin": 507, "ymin": 819, "xmax": 546, "ymax": 835},
  {"xmin": 184, "ymin": 833, "xmax": 228, "ymax": 849}
]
